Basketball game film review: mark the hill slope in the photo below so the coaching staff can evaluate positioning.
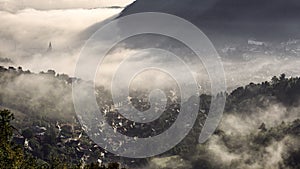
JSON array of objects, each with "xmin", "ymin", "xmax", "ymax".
[{"xmin": 119, "ymin": 0, "xmax": 300, "ymax": 42}]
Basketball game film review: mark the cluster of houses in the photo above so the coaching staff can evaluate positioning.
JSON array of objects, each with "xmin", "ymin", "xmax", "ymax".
[
  {"xmin": 12, "ymin": 119, "xmax": 108, "ymax": 165},
  {"xmin": 220, "ymin": 39, "xmax": 300, "ymax": 59}
]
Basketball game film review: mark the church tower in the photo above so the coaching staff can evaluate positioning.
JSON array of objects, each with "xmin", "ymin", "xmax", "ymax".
[{"xmin": 47, "ymin": 42, "xmax": 52, "ymax": 52}]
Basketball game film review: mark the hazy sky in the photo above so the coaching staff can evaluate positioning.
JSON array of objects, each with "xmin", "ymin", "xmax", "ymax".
[{"xmin": 0, "ymin": 0, "xmax": 135, "ymax": 11}]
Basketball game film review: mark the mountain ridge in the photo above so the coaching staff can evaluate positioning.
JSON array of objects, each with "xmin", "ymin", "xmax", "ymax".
[{"xmin": 118, "ymin": 0, "xmax": 300, "ymax": 42}]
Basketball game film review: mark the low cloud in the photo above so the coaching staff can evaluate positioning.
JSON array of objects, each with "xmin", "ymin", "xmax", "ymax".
[
  {"xmin": 0, "ymin": 0, "xmax": 135, "ymax": 11},
  {"xmin": 0, "ymin": 7, "xmax": 122, "ymax": 75},
  {"xmin": 146, "ymin": 102, "xmax": 300, "ymax": 169}
]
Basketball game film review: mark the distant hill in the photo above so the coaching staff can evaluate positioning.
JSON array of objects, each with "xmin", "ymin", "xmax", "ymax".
[{"xmin": 119, "ymin": 0, "xmax": 300, "ymax": 43}]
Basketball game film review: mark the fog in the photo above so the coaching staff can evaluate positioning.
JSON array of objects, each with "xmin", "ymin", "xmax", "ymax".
[
  {"xmin": 0, "ymin": 70, "xmax": 75, "ymax": 120},
  {"xmin": 0, "ymin": 5, "xmax": 299, "ymax": 92},
  {"xmin": 0, "ymin": 0, "xmax": 135, "ymax": 11},
  {"xmin": 0, "ymin": 7, "xmax": 123, "ymax": 75},
  {"xmin": 147, "ymin": 101, "xmax": 300, "ymax": 169},
  {"xmin": 0, "ymin": 1, "xmax": 299, "ymax": 169},
  {"xmin": 96, "ymin": 48, "xmax": 300, "ymax": 92}
]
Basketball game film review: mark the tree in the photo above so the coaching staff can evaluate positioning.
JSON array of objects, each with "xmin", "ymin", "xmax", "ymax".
[
  {"xmin": 0, "ymin": 110, "xmax": 43, "ymax": 168},
  {"xmin": 271, "ymin": 76, "xmax": 279, "ymax": 85},
  {"xmin": 280, "ymin": 73, "xmax": 286, "ymax": 81},
  {"xmin": 0, "ymin": 109, "xmax": 24, "ymax": 168},
  {"xmin": 22, "ymin": 128, "xmax": 34, "ymax": 139},
  {"xmin": 0, "ymin": 109, "xmax": 14, "ymax": 143}
]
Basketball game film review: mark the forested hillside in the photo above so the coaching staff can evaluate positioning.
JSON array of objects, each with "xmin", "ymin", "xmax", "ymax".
[{"xmin": 0, "ymin": 65, "xmax": 299, "ymax": 168}]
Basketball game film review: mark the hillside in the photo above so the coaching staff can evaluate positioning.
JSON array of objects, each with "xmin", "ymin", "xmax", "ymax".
[
  {"xmin": 119, "ymin": 0, "xmax": 300, "ymax": 43},
  {"xmin": 0, "ymin": 66, "xmax": 299, "ymax": 168}
]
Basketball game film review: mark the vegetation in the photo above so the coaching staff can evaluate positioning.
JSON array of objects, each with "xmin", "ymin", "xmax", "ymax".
[
  {"xmin": 0, "ymin": 66, "xmax": 299, "ymax": 168},
  {"xmin": 0, "ymin": 109, "xmax": 126, "ymax": 169}
]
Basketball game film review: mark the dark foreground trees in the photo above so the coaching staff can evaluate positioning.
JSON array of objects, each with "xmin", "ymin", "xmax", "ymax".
[{"xmin": 0, "ymin": 109, "xmax": 26, "ymax": 168}]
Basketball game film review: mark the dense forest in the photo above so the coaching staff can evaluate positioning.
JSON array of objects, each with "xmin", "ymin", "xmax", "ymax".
[{"xmin": 0, "ymin": 65, "xmax": 299, "ymax": 169}]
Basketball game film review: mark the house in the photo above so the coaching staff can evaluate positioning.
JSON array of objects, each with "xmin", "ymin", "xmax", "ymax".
[{"xmin": 248, "ymin": 39, "xmax": 266, "ymax": 46}]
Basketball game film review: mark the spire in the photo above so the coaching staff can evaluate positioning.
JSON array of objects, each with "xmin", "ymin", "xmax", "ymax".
[{"xmin": 47, "ymin": 42, "xmax": 52, "ymax": 52}]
